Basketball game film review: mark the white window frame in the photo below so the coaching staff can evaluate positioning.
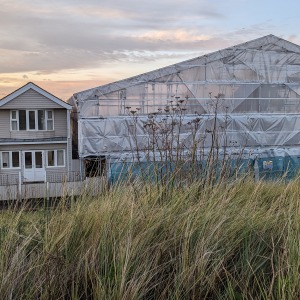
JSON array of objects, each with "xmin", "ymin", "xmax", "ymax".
[
  {"xmin": 10, "ymin": 110, "xmax": 19, "ymax": 131},
  {"xmin": 46, "ymin": 110, "xmax": 54, "ymax": 131},
  {"xmin": 46, "ymin": 149, "xmax": 65, "ymax": 168},
  {"xmin": 0, "ymin": 151, "xmax": 21, "ymax": 169},
  {"xmin": 10, "ymin": 110, "xmax": 54, "ymax": 131}
]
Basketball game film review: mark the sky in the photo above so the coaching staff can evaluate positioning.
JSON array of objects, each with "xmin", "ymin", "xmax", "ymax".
[{"xmin": 1, "ymin": 0, "xmax": 300, "ymax": 101}]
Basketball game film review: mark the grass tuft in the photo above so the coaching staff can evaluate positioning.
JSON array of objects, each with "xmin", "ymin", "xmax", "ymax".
[{"xmin": 0, "ymin": 177, "xmax": 299, "ymax": 299}]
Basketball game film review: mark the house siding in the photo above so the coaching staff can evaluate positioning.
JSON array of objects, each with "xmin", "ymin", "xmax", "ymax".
[
  {"xmin": 0, "ymin": 143, "xmax": 69, "ymax": 177},
  {"xmin": 1, "ymin": 89, "xmax": 63, "ymax": 109},
  {"xmin": 0, "ymin": 84, "xmax": 73, "ymax": 185},
  {"xmin": 55, "ymin": 109, "xmax": 68, "ymax": 137},
  {"xmin": 0, "ymin": 109, "xmax": 67, "ymax": 138},
  {"xmin": 0, "ymin": 110, "xmax": 8, "ymax": 136}
]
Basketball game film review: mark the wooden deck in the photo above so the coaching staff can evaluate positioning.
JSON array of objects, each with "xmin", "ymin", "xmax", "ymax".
[{"xmin": 0, "ymin": 176, "xmax": 105, "ymax": 201}]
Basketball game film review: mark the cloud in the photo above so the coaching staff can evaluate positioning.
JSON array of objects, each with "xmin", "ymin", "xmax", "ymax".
[
  {"xmin": 1, "ymin": 0, "xmax": 300, "ymax": 99},
  {"xmin": 0, "ymin": 0, "xmax": 229, "ymax": 75},
  {"xmin": 0, "ymin": 77, "xmax": 114, "ymax": 100}
]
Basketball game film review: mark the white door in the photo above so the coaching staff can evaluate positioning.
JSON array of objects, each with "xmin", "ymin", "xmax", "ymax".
[{"xmin": 23, "ymin": 151, "xmax": 46, "ymax": 182}]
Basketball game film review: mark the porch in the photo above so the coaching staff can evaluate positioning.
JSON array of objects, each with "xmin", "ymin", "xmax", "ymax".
[{"xmin": 0, "ymin": 171, "xmax": 105, "ymax": 201}]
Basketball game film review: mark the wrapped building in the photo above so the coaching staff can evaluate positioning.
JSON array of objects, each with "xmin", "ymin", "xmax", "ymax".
[{"xmin": 70, "ymin": 34, "xmax": 300, "ymax": 181}]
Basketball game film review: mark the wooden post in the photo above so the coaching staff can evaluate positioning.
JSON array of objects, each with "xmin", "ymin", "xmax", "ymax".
[
  {"xmin": 18, "ymin": 171, "xmax": 22, "ymax": 200},
  {"xmin": 46, "ymin": 181, "xmax": 49, "ymax": 201}
]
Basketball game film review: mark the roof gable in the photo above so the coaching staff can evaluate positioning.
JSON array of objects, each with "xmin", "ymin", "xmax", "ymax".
[
  {"xmin": 0, "ymin": 82, "xmax": 72, "ymax": 109},
  {"xmin": 74, "ymin": 34, "xmax": 300, "ymax": 101}
]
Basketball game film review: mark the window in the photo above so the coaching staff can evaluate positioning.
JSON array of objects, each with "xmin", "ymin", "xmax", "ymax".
[
  {"xmin": 47, "ymin": 151, "xmax": 55, "ymax": 167},
  {"xmin": 38, "ymin": 110, "xmax": 45, "ymax": 130},
  {"xmin": 29, "ymin": 111, "xmax": 35, "ymax": 130},
  {"xmin": 46, "ymin": 110, "xmax": 53, "ymax": 130},
  {"xmin": 47, "ymin": 150, "xmax": 65, "ymax": 167},
  {"xmin": 1, "ymin": 151, "xmax": 20, "ymax": 169},
  {"xmin": 19, "ymin": 110, "xmax": 26, "ymax": 130},
  {"xmin": 35, "ymin": 152, "xmax": 43, "ymax": 168},
  {"xmin": 12, "ymin": 152, "xmax": 20, "ymax": 168},
  {"xmin": 24, "ymin": 152, "xmax": 32, "ymax": 169},
  {"xmin": 11, "ymin": 111, "xmax": 18, "ymax": 130},
  {"xmin": 2, "ymin": 152, "xmax": 9, "ymax": 168},
  {"xmin": 11, "ymin": 110, "xmax": 54, "ymax": 131},
  {"xmin": 57, "ymin": 150, "xmax": 64, "ymax": 166}
]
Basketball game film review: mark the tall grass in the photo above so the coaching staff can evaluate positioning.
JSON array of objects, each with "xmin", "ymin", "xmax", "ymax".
[{"xmin": 0, "ymin": 177, "xmax": 300, "ymax": 299}]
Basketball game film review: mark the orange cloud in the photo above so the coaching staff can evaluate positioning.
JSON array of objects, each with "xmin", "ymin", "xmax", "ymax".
[
  {"xmin": 134, "ymin": 30, "xmax": 212, "ymax": 43},
  {"xmin": 0, "ymin": 77, "xmax": 112, "ymax": 101}
]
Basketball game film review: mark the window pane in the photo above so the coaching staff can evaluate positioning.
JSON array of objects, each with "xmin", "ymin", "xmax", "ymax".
[
  {"xmin": 38, "ymin": 110, "xmax": 45, "ymax": 130},
  {"xmin": 11, "ymin": 120, "xmax": 18, "ymax": 130},
  {"xmin": 19, "ymin": 110, "xmax": 26, "ymax": 130},
  {"xmin": 11, "ymin": 111, "xmax": 17, "ymax": 119},
  {"xmin": 47, "ymin": 120, "xmax": 53, "ymax": 130},
  {"xmin": 12, "ymin": 152, "xmax": 19, "ymax": 168},
  {"xmin": 2, "ymin": 152, "xmax": 9, "ymax": 168},
  {"xmin": 47, "ymin": 151, "xmax": 54, "ymax": 166},
  {"xmin": 35, "ymin": 152, "xmax": 43, "ymax": 168},
  {"xmin": 47, "ymin": 111, "xmax": 53, "ymax": 119},
  {"xmin": 57, "ymin": 150, "xmax": 64, "ymax": 166},
  {"xmin": 25, "ymin": 152, "xmax": 32, "ymax": 169},
  {"xmin": 29, "ymin": 111, "xmax": 36, "ymax": 130}
]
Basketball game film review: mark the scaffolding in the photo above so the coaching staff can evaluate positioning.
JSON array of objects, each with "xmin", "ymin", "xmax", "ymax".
[{"xmin": 70, "ymin": 35, "xmax": 300, "ymax": 180}]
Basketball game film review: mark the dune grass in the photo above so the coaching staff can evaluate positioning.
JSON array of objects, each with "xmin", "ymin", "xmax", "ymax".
[{"xmin": 0, "ymin": 177, "xmax": 299, "ymax": 299}]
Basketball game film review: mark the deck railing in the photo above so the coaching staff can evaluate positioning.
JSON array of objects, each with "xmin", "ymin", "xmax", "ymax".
[
  {"xmin": 46, "ymin": 171, "xmax": 81, "ymax": 183},
  {"xmin": 0, "ymin": 171, "xmax": 81, "ymax": 186},
  {"xmin": 0, "ymin": 175, "xmax": 105, "ymax": 201},
  {"xmin": 0, "ymin": 174, "xmax": 20, "ymax": 186}
]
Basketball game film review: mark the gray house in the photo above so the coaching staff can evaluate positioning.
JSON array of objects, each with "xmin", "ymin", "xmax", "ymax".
[{"xmin": 0, "ymin": 82, "xmax": 73, "ymax": 184}]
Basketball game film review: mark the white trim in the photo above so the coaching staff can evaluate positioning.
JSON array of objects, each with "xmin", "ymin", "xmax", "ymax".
[
  {"xmin": 10, "ymin": 109, "xmax": 55, "ymax": 131},
  {"xmin": 67, "ymin": 110, "xmax": 71, "ymax": 173},
  {"xmin": 0, "ymin": 82, "xmax": 72, "ymax": 110},
  {"xmin": 10, "ymin": 110, "xmax": 19, "ymax": 131},
  {"xmin": 67, "ymin": 110, "xmax": 70, "ymax": 139},
  {"xmin": 46, "ymin": 110, "xmax": 54, "ymax": 131},
  {"xmin": 0, "ymin": 151, "xmax": 21, "ymax": 170},
  {"xmin": 46, "ymin": 149, "xmax": 66, "ymax": 168},
  {"xmin": 22, "ymin": 150, "xmax": 46, "ymax": 182}
]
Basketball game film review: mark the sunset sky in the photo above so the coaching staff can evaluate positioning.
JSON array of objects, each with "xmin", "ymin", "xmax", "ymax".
[{"xmin": 1, "ymin": 0, "xmax": 300, "ymax": 100}]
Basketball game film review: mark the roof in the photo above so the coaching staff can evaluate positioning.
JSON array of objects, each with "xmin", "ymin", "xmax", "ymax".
[
  {"xmin": 0, "ymin": 82, "xmax": 72, "ymax": 109},
  {"xmin": 73, "ymin": 34, "xmax": 300, "ymax": 102}
]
